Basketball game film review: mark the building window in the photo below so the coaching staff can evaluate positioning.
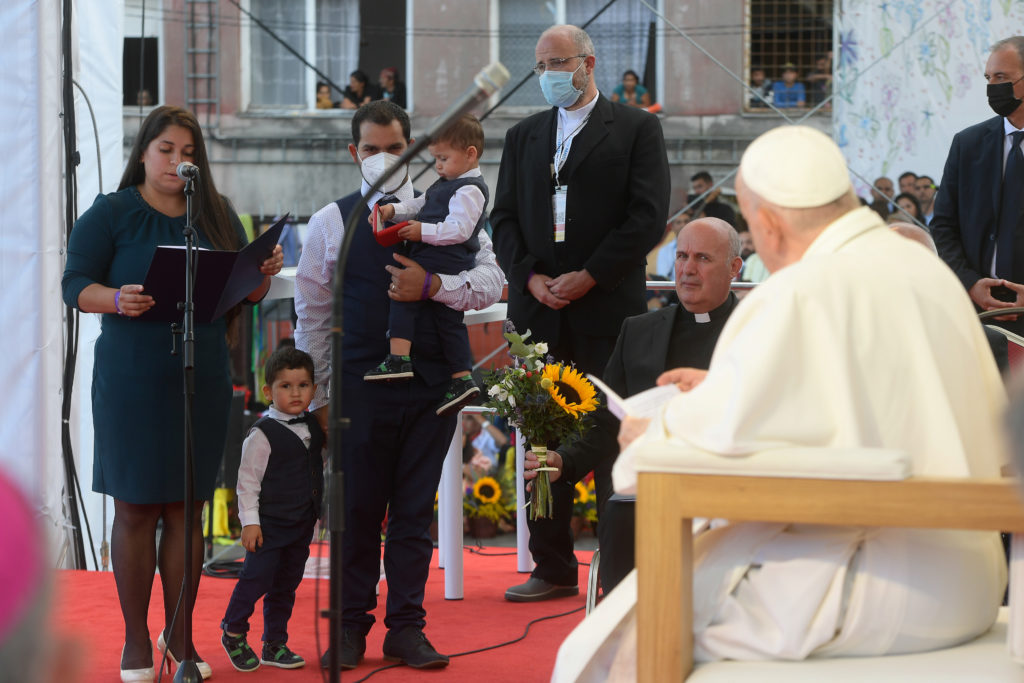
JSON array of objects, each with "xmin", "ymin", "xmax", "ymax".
[
  {"xmin": 123, "ymin": 0, "xmax": 162, "ymax": 107},
  {"xmin": 746, "ymin": 0, "xmax": 833, "ymax": 112},
  {"xmin": 248, "ymin": 0, "xmax": 359, "ymax": 109},
  {"xmin": 496, "ymin": 0, "xmax": 657, "ymax": 109}
]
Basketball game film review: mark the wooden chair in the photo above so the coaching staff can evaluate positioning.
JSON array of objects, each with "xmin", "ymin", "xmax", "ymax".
[{"xmin": 635, "ymin": 470, "xmax": 1024, "ymax": 682}]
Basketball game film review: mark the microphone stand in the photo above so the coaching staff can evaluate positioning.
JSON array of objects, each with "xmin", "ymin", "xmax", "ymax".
[
  {"xmin": 324, "ymin": 63, "xmax": 508, "ymax": 681},
  {"xmin": 323, "ymin": 136, "xmax": 434, "ymax": 682},
  {"xmin": 172, "ymin": 174, "xmax": 203, "ymax": 683}
]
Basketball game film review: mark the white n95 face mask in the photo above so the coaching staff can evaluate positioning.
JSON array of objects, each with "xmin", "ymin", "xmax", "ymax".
[{"xmin": 359, "ymin": 152, "xmax": 407, "ymax": 194}]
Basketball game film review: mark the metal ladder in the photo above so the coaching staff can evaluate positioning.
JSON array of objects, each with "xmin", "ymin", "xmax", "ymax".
[{"xmin": 184, "ymin": 0, "xmax": 220, "ymax": 131}]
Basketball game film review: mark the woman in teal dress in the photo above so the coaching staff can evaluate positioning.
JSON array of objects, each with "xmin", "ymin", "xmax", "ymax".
[{"xmin": 62, "ymin": 106, "xmax": 283, "ymax": 682}]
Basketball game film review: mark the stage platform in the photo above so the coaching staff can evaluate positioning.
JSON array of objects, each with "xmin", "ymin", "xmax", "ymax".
[{"xmin": 53, "ymin": 543, "xmax": 593, "ymax": 682}]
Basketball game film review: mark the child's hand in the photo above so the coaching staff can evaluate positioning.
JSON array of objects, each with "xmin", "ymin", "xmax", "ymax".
[
  {"xmin": 378, "ymin": 204, "xmax": 396, "ymax": 222},
  {"xmin": 398, "ymin": 220, "xmax": 422, "ymax": 241},
  {"xmin": 241, "ymin": 524, "xmax": 263, "ymax": 552}
]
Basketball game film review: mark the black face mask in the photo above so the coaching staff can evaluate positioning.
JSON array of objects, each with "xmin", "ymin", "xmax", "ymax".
[{"xmin": 988, "ymin": 80, "xmax": 1023, "ymax": 117}]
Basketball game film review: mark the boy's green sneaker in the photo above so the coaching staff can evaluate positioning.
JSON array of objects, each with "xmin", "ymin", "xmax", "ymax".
[
  {"xmin": 221, "ymin": 630, "xmax": 260, "ymax": 672},
  {"xmin": 261, "ymin": 641, "xmax": 305, "ymax": 669},
  {"xmin": 364, "ymin": 354, "xmax": 414, "ymax": 381}
]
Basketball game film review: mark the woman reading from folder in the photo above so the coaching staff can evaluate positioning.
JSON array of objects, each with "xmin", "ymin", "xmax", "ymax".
[{"xmin": 61, "ymin": 105, "xmax": 283, "ymax": 682}]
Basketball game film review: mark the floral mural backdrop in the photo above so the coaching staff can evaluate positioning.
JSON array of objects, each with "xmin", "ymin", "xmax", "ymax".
[{"xmin": 834, "ymin": 0, "xmax": 1019, "ymax": 195}]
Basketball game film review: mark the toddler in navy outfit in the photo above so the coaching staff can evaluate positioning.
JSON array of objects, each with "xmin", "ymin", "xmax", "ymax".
[
  {"xmin": 365, "ymin": 114, "xmax": 487, "ymax": 416},
  {"xmin": 221, "ymin": 346, "xmax": 324, "ymax": 672}
]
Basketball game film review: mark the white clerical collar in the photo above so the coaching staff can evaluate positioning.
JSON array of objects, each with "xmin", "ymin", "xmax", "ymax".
[
  {"xmin": 558, "ymin": 92, "xmax": 599, "ymax": 128},
  {"xmin": 362, "ymin": 176, "xmax": 416, "ymax": 212},
  {"xmin": 694, "ymin": 312, "xmax": 711, "ymax": 323}
]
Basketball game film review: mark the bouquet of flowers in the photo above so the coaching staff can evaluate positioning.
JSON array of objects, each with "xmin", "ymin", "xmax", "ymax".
[{"xmin": 483, "ymin": 323, "xmax": 599, "ymax": 519}]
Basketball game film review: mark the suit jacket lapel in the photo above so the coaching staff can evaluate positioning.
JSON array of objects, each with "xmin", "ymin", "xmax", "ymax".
[
  {"xmin": 634, "ymin": 305, "xmax": 675, "ymax": 390},
  {"xmin": 559, "ymin": 95, "xmax": 611, "ymax": 182}
]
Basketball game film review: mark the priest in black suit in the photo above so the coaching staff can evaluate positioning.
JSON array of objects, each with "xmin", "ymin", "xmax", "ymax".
[
  {"xmin": 932, "ymin": 36, "xmax": 1024, "ymax": 334},
  {"xmin": 492, "ymin": 24, "xmax": 670, "ymax": 602},
  {"xmin": 523, "ymin": 217, "xmax": 743, "ymax": 594}
]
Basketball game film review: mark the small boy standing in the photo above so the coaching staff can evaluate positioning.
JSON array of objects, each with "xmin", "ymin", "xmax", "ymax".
[
  {"xmin": 221, "ymin": 346, "xmax": 324, "ymax": 672},
  {"xmin": 365, "ymin": 113, "xmax": 487, "ymax": 416}
]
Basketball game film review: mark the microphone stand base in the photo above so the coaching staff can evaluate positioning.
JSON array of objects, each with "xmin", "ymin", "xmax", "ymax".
[{"xmin": 173, "ymin": 661, "xmax": 203, "ymax": 683}]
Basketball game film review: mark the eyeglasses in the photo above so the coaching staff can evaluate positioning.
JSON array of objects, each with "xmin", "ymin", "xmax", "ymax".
[{"xmin": 532, "ymin": 55, "xmax": 588, "ymax": 76}]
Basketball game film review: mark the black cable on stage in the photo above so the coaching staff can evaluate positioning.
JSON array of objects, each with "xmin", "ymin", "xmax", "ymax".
[
  {"xmin": 349, "ymin": 602, "xmax": 586, "ymax": 683},
  {"xmin": 59, "ymin": 0, "xmax": 92, "ymax": 572},
  {"xmin": 411, "ymin": 0, "xmax": 620, "ymax": 184}
]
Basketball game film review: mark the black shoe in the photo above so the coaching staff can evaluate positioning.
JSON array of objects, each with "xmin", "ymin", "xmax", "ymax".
[
  {"xmin": 435, "ymin": 376, "xmax": 481, "ymax": 416},
  {"xmin": 364, "ymin": 354, "xmax": 414, "ymax": 382},
  {"xmin": 261, "ymin": 641, "xmax": 304, "ymax": 669},
  {"xmin": 319, "ymin": 629, "xmax": 365, "ymax": 671},
  {"xmin": 381, "ymin": 626, "xmax": 449, "ymax": 669},
  {"xmin": 504, "ymin": 577, "xmax": 579, "ymax": 602},
  {"xmin": 221, "ymin": 630, "xmax": 260, "ymax": 672}
]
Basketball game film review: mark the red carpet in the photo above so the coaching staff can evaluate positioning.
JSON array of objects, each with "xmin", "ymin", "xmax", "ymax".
[{"xmin": 54, "ymin": 545, "xmax": 592, "ymax": 682}]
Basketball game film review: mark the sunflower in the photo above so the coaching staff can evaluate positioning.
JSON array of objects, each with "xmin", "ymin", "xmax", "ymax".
[
  {"xmin": 473, "ymin": 476, "xmax": 502, "ymax": 504},
  {"xmin": 574, "ymin": 481, "xmax": 590, "ymax": 504},
  {"xmin": 541, "ymin": 364, "xmax": 599, "ymax": 418}
]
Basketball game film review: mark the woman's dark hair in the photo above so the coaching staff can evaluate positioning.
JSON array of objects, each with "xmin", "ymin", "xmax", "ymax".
[
  {"xmin": 119, "ymin": 105, "xmax": 244, "ymax": 339},
  {"xmin": 316, "ymin": 80, "xmax": 329, "ymax": 91},
  {"xmin": 118, "ymin": 106, "xmax": 239, "ymax": 253},
  {"xmin": 350, "ymin": 70, "xmax": 369, "ymax": 87},
  {"xmin": 892, "ymin": 191, "xmax": 923, "ymax": 219},
  {"xmin": 622, "ymin": 69, "xmax": 641, "ymax": 83}
]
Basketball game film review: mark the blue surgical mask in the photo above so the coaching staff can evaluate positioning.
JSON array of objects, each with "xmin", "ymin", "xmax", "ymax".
[{"xmin": 539, "ymin": 62, "xmax": 585, "ymax": 108}]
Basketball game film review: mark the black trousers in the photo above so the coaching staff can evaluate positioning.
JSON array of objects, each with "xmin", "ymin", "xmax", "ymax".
[
  {"xmin": 339, "ymin": 372, "xmax": 456, "ymax": 634},
  {"xmin": 221, "ymin": 514, "xmax": 316, "ymax": 643},
  {"xmin": 525, "ymin": 320, "xmax": 617, "ymax": 586},
  {"xmin": 597, "ymin": 494, "xmax": 636, "ymax": 594}
]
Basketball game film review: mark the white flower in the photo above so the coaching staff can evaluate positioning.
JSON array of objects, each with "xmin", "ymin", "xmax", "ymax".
[
  {"xmin": 534, "ymin": 342, "xmax": 548, "ymax": 354},
  {"xmin": 508, "ymin": 394, "xmax": 516, "ymax": 408},
  {"xmin": 534, "ymin": 359, "xmax": 544, "ymax": 371},
  {"xmin": 488, "ymin": 384, "xmax": 502, "ymax": 397}
]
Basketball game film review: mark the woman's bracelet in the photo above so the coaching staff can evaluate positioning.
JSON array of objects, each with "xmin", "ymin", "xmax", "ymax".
[
  {"xmin": 114, "ymin": 290, "xmax": 125, "ymax": 315},
  {"xmin": 420, "ymin": 271, "xmax": 433, "ymax": 300}
]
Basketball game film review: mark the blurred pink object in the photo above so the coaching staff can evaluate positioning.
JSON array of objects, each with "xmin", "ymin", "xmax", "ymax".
[{"xmin": 0, "ymin": 470, "xmax": 43, "ymax": 643}]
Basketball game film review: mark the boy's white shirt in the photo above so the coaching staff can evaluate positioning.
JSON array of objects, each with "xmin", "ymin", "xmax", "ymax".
[
  {"xmin": 390, "ymin": 167, "xmax": 486, "ymax": 245},
  {"xmin": 235, "ymin": 405, "xmax": 313, "ymax": 528}
]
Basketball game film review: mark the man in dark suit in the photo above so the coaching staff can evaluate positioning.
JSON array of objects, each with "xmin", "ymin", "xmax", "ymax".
[
  {"xmin": 933, "ymin": 35, "xmax": 1024, "ymax": 333},
  {"xmin": 492, "ymin": 23, "xmax": 670, "ymax": 602},
  {"xmin": 523, "ymin": 217, "xmax": 742, "ymax": 594}
]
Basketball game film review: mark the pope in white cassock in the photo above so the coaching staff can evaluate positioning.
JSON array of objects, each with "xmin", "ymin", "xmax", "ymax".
[{"xmin": 553, "ymin": 126, "xmax": 1008, "ymax": 680}]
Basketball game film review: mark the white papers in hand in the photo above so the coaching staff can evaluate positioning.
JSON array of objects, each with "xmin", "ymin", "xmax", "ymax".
[{"xmin": 586, "ymin": 373, "xmax": 681, "ymax": 420}]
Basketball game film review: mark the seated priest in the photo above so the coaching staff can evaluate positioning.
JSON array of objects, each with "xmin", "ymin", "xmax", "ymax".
[{"xmin": 553, "ymin": 126, "xmax": 1007, "ymax": 680}]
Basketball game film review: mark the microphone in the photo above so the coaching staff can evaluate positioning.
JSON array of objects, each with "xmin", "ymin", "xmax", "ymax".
[
  {"xmin": 176, "ymin": 161, "xmax": 200, "ymax": 181},
  {"xmin": 421, "ymin": 62, "xmax": 510, "ymax": 143}
]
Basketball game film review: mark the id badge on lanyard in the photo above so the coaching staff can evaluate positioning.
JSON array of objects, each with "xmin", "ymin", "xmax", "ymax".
[{"xmin": 553, "ymin": 186, "xmax": 567, "ymax": 243}]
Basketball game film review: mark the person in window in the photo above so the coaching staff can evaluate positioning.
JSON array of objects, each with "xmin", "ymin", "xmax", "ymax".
[
  {"xmin": 610, "ymin": 69, "xmax": 651, "ymax": 108},
  {"xmin": 771, "ymin": 63, "xmax": 806, "ymax": 108},
  {"xmin": 378, "ymin": 67, "xmax": 407, "ymax": 109},
  {"xmin": 748, "ymin": 67, "xmax": 772, "ymax": 108},
  {"xmin": 805, "ymin": 53, "xmax": 833, "ymax": 108},
  {"xmin": 316, "ymin": 81, "xmax": 337, "ymax": 109},
  {"xmin": 340, "ymin": 70, "xmax": 377, "ymax": 110}
]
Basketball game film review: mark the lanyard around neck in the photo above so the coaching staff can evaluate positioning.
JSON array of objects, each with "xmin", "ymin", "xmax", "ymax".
[{"xmin": 554, "ymin": 113, "xmax": 591, "ymax": 187}]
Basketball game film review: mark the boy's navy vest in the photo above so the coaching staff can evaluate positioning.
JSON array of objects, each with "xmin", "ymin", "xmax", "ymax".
[
  {"xmin": 415, "ymin": 175, "xmax": 489, "ymax": 254},
  {"xmin": 251, "ymin": 414, "xmax": 325, "ymax": 522},
  {"xmin": 335, "ymin": 191, "xmax": 449, "ymax": 386}
]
